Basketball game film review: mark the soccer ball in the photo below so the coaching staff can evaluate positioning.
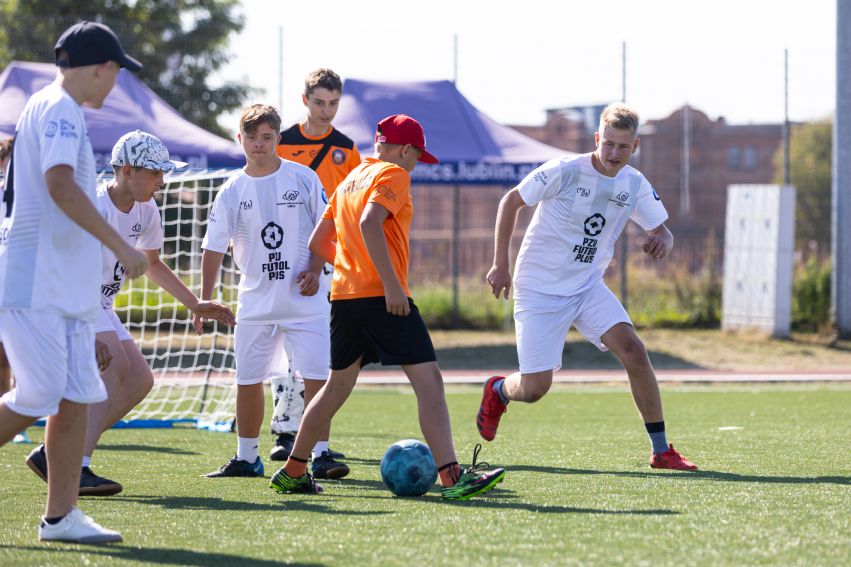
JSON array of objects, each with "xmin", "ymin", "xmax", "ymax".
[{"xmin": 380, "ymin": 439, "xmax": 438, "ymax": 497}]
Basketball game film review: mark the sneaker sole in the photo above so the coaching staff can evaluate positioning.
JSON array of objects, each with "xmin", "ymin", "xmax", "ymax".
[
  {"xmin": 313, "ymin": 465, "xmax": 350, "ymax": 480},
  {"xmin": 269, "ymin": 480, "xmax": 324, "ymax": 494},
  {"xmin": 444, "ymin": 470, "xmax": 506, "ymax": 501},
  {"xmin": 80, "ymin": 484, "xmax": 124, "ymax": 496},
  {"xmin": 41, "ymin": 533, "xmax": 123, "ymax": 544},
  {"xmin": 269, "ymin": 449, "xmax": 291, "ymax": 461},
  {"xmin": 26, "ymin": 458, "xmax": 47, "ymax": 483}
]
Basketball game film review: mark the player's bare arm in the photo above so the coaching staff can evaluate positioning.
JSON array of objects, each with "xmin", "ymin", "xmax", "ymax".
[
  {"xmin": 360, "ymin": 202, "xmax": 409, "ymax": 316},
  {"xmin": 45, "ymin": 165, "xmax": 148, "ymax": 278},
  {"xmin": 642, "ymin": 223, "xmax": 674, "ymax": 260},
  {"xmin": 308, "ymin": 218, "xmax": 337, "ymax": 264},
  {"xmin": 142, "ymin": 249, "xmax": 235, "ymax": 332},
  {"xmin": 295, "ymin": 251, "xmax": 325, "ymax": 297},
  {"xmin": 487, "ymin": 188, "xmax": 527, "ymax": 299},
  {"xmin": 193, "ymin": 249, "xmax": 227, "ymax": 334}
]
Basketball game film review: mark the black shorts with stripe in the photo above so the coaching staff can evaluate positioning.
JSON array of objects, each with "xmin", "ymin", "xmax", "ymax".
[{"xmin": 330, "ymin": 297, "xmax": 436, "ymax": 370}]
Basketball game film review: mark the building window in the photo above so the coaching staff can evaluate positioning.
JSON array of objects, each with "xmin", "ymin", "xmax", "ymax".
[
  {"xmin": 728, "ymin": 146, "xmax": 741, "ymax": 169},
  {"xmin": 743, "ymin": 145, "xmax": 757, "ymax": 170}
]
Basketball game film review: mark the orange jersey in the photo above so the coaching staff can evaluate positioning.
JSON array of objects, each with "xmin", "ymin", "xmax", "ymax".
[
  {"xmin": 323, "ymin": 157, "xmax": 413, "ymax": 300},
  {"xmin": 276, "ymin": 124, "xmax": 361, "ymax": 197}
]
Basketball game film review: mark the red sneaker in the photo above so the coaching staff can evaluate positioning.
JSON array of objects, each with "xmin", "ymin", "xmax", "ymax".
[
  {"xmin": 476, "ymin": 376, "xmax": 508, "ymax": 441},
  {"xmin": 650, "ymin": 444, "xmax": 698, "ymax": 470}
]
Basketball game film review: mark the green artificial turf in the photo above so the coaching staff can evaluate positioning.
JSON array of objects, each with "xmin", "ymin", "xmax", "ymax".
[{"xmin": 1, "ymin": 385, "xmax": 849, "ymax": 566}]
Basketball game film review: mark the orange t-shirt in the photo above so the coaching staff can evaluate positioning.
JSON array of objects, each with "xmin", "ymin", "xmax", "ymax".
[
  {"xmin": 323, "ymin": 157, "xmax": 413, "ymax": 300},
  {"xmin": 276, "ymin": 124, "xmax": 361, "ymax": 197}
]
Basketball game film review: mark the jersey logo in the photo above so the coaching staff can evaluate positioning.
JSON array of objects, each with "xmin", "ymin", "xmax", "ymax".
[
  {"xmin": 331, "ymin": 149, "xmax": 345, "ymax": 165},
  {"xmin": 583, "ymin": 213, "xmax": 606, "ymax": 237},
  {"xmin": 608, "ymin": 191, "xmax": 630, "ymax": 208},
  {"xmin": 261, "ymin": 222, "xmax": 284, "ymax": 250},
  {"xmin": 44, "ymin": 121, "xmax": 59, "ymax": 138},
  {"xmin": 576, "ymin": 187, "xmax": 590, "ymax": 197},
  {"xmin": 292, "ymin": 150, "xmax": 305, "ymax": 157},
  {"xmin": 652, "ymin": 189, "xmax": 661, "ymax": 201}
]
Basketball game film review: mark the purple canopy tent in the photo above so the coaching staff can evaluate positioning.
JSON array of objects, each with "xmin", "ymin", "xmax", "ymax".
[
  {"xmin": 334, "ymin": 79, "xmax": 572, "ymax": 184},
  {"xmin": 0, "ymin": 61, "xmax": 244, "ymax": 169}
]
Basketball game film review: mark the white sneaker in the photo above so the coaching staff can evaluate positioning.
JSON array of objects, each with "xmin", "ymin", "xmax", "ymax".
[
  {"xmin": 13, "ymin": 431, "xmax": 30, "ymax": 444},
  {"xmin": 38, "ymin": 507, "xmax": 122, "ymax": 543}
]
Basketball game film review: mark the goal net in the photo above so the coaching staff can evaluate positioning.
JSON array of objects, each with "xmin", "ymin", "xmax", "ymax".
[{"xmin": 104, "ymin": 168, "xmax": 240, "ymax": 430}]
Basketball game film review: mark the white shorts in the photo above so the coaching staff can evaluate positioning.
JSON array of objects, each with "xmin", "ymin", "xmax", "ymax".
[
  {"xmin": 0, "ymin": 309, "xmax": 107, "ymax": 417},
  {"xmin": 514, "ymin": 280, "xmax": 631, "ymax": 374},
  {"xmin": 234, "ymin": 318, "xmax": 330, "ymax": 386},
  {"xmin": 93, "ymin": 307, "xmax": 132, "ymax": 341}
]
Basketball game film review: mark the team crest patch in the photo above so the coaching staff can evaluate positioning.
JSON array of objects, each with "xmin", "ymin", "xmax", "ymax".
[{"xmin": 332, "ymin": 149, "xmax": 345, "ymax": 165}]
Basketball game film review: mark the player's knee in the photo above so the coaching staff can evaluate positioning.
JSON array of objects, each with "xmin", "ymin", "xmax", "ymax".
[
  {"xmin": 102, "ymin": 349, "xmax": 130, "ymax": 383},
  {"xmin": 617, "ymin": 336, "xmax": 649, "ymax": 369},
  {"xmin": 516, "ymin": 377, "xmax": 551, "ymax": 403}
]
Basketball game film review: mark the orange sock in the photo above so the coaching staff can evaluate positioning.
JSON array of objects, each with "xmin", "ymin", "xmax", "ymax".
[
  {"xmin": 284, "ymin": 456, "xmax": 308, "ymax": 478},
  {"xmin": 437, "ymin": 462, "xmax": 461, "ymax": 487}
]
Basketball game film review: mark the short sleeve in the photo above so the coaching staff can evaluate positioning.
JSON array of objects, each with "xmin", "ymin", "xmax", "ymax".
[
  {"xmin": 39, "ymin": 100, "xmax": 84, "ymax": 174},
  {"xmin": 516, "ymin": 158, "xmax": 566, "ymax": 206},
  {"xmin": 202, "ymin": 186, "xmax": 233, "ymax": 253},
  {"xmin": 367, "ymin": 166, "xmax": 409, "ymax": 216},
  {"xmin": 630, "ymin": 176, "xmax": 669, "ymax": 230},
  {"xmin": 137, "ymin": 199, "xmax": 164, "ymax": 251},
  {"xmin": 306, "ymin": 170, "xmax": 327, "ymax": 225}
]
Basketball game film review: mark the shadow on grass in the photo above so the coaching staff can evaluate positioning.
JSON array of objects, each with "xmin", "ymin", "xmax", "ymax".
[
  {"xmin": 510, "ymin": 465, "xmax": 851, "ymax": 485},
  {"xmin": 337, "ymin": 456, "xmax": 381, "ymax": 466},
  {"xmin": 120, "ymin": 495, "xmax": 391, "ymax": 516},
  {"xmin": 0, "ymin": 544, "xmax": 324, "ymax": 566},
  {"xmin": 94, "ymin": 443, "xmax": 199, "ymax": 456}
]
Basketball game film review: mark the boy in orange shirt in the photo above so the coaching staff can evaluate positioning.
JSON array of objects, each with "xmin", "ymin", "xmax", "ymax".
[{"xmin": 270, "ymin": 114, "xmax": 505, "ymax": 499}]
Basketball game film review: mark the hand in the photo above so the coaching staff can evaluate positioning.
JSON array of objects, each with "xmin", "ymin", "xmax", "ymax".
[
  {"xmin": 642, "ymin": 232, "xmax": 672, "ymax": 260},
  {"xmin": 192, "ymin": 301, "xmax": 236, "ymax": 333},
  {"xmin": 117, "ymin": 246, "xmax": 149, "ymax": 279},
  {"xmin": 295, "ymin": 271, "xmax": 320, "ymax": 297},
  {"xmin": 94, "ymin": 339, "xmax": 112, "ymax": 372},
  {"xmin": 384, "ymin": 283, "xmax": 410, "ymax": 316},
  {"xmin": 486, "ymin": 264, "xmax": 512, "ymax": 299}
]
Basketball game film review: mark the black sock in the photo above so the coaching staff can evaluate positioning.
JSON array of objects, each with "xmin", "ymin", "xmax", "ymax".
[
  {"xmin": 43, "ymin": 514, "xmax": 66, "ymax": 525},
  {"xmin": 644, "ymin": 421, "xmax": 668, "ymax": 454}
]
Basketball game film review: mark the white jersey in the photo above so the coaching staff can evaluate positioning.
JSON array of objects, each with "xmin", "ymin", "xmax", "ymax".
[
  {"xmin": 96, "ymin": 186, "xmax": 163, "ymax": 309},
  {"xmin": 202, "ymin": 158, "xmax": 328, "ymax": 324},
  {"xmin": 0, "ymin": 82, "xmax": 100, "ymax": 321},
  {"xmin": 514, "ymin": 153, "xmax": 668, "ymax": 297}
]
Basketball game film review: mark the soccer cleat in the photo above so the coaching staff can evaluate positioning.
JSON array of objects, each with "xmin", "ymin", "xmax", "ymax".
[
  {"xmin": 269, "ymin": 468, "xmax": 323, "ymax": 494},
  {"xmin": 650, "ymin": 444, "xmax": 698, "ymax": 471},
  {"xmin": 25, "ymin": 444, "xmax": 48, "ymax": 483},
  {"xmin": 441, "ymin": 444, "xmax": 506, "ymax": 501},
  {"xmin": 476, "ymin": 375, "xmax": 508, "ymax": 441},
  {"xmin": 38, "ymin": 507, "xmax": 122, "ymax": 544},
  {"xmin": 204, "ymin": 456, "xmax": 265, "ymax": 478},
  {"xmin": 269, "ymin": 433, "xmax": 295, "ymax": 461},
  {"xmin": 79, "ymin": 467, "xmax": 123, "ymax": 496},
  {"xmin": 325, "ymin": 447, "xmax": 346, "ymax": 459},
  {"xmin": 13, "ymin": 430, "xmax": 30, "ymax": 444},
  {"xmin": 311, "ymin": 451, "xmax": 350, "ymax": 480}
]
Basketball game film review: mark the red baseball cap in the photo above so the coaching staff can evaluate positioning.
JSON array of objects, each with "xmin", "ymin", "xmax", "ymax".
[{"xmin": 375, "ymin": 114, "xmax": 438, "ymax": 164}]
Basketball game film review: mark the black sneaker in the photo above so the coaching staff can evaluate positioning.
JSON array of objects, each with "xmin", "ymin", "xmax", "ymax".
[
  {"xmin": 79, "ymin": 467, "xmax": 123, "ymax": 496},
  {"xmin": 269, "ymin": 433, "xmax": 294, "ymax": 462},
  {"xmin": 311, "ymin": 451, "xmax": 350, "ymax": 480},
  {"xmin": 205, "ymin": 456, "xmax": 265, "ymax": 478},
  {"xmin": 326, "ymin": 447, "xmax": 346, "ymax": 459},
  {"xmin": 25, "ymin": 444, "xmax": 48, "ymax": 482}
]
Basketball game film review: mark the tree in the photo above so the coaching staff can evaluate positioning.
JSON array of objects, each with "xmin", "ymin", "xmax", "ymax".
[
  {"xmin": 774, "ymin": 120, "xmax": 832, "ymax": 248},
  {"xmin": 0, "ymin": 0, "xmax": 252, "ymax": 137}
]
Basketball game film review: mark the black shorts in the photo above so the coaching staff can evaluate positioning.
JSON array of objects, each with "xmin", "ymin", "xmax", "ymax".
[{"xmin": 330, "ymin": 297, "xmax": 437, "ymax": 370}]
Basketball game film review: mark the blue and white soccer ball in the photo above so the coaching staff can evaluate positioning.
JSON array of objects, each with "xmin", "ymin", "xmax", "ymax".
[{"xmin": 380, "ymin": 439, "xmax": 438, "ymax": 497}]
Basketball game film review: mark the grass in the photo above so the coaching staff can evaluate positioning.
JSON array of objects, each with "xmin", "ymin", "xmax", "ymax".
[{"xmin": 1, "ymin": 385, "xmax": 849, "ymax": 566}]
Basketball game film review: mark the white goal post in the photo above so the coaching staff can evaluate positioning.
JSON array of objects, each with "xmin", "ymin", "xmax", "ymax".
[{"xmin": 102, "ymin": 168, "xmax": 240, "ymax": 430}]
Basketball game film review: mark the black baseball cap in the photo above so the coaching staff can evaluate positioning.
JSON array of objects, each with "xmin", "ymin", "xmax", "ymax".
[{"xmin": 54, "ymin": 21, "xmax": 142, "ymax": 72}]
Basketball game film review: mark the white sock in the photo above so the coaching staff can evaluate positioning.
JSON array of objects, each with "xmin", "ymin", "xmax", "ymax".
[
  {"xmin": 237, "ymin": 436, "xmax": 260, "ymax": 463},
  {"xmin": 311, "ymin": 441, "xmax": 329, "ymax": 460},
  {"xmin": 81, "ymin": 456, "xmax": 91, "ymax": 468}
]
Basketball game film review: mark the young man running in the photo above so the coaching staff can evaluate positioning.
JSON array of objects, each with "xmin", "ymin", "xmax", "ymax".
[
  {"xmin": 270, "ymin": 114, "xmax": 506, "ymax": 499},
  {"xmin": 25, "ymin": 131, "xmax": 236, "ymax": 496},
  {"xmin": 478, "ymin": 103, "xmax": 698, "ymax": 471},
  {"xmin": 0, "ymin": 21, "xmax": 147, "ymax": 544},
  {"xmin": 199, "ymin": 104, "xmax": 348, "ymax": 480},
  {"xmin": 269, "ymin": 68, "xmax": 360, "ymax": 463}
]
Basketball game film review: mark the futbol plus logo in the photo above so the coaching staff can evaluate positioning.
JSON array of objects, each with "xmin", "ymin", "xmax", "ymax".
[
  {"xmin": 261, "ymin": 222, "xmax": 284, "ymax": 249},
  {"xmin": 260, "ymin": 222, "xmax": 289, "ymax": 281},
  {"xmin": 574, "ymin": 213, "xmax": 606, "ymax": 264},
  {"xmin": 583, "ymin": 213, "xmax": 606, "ymax": 236}
]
